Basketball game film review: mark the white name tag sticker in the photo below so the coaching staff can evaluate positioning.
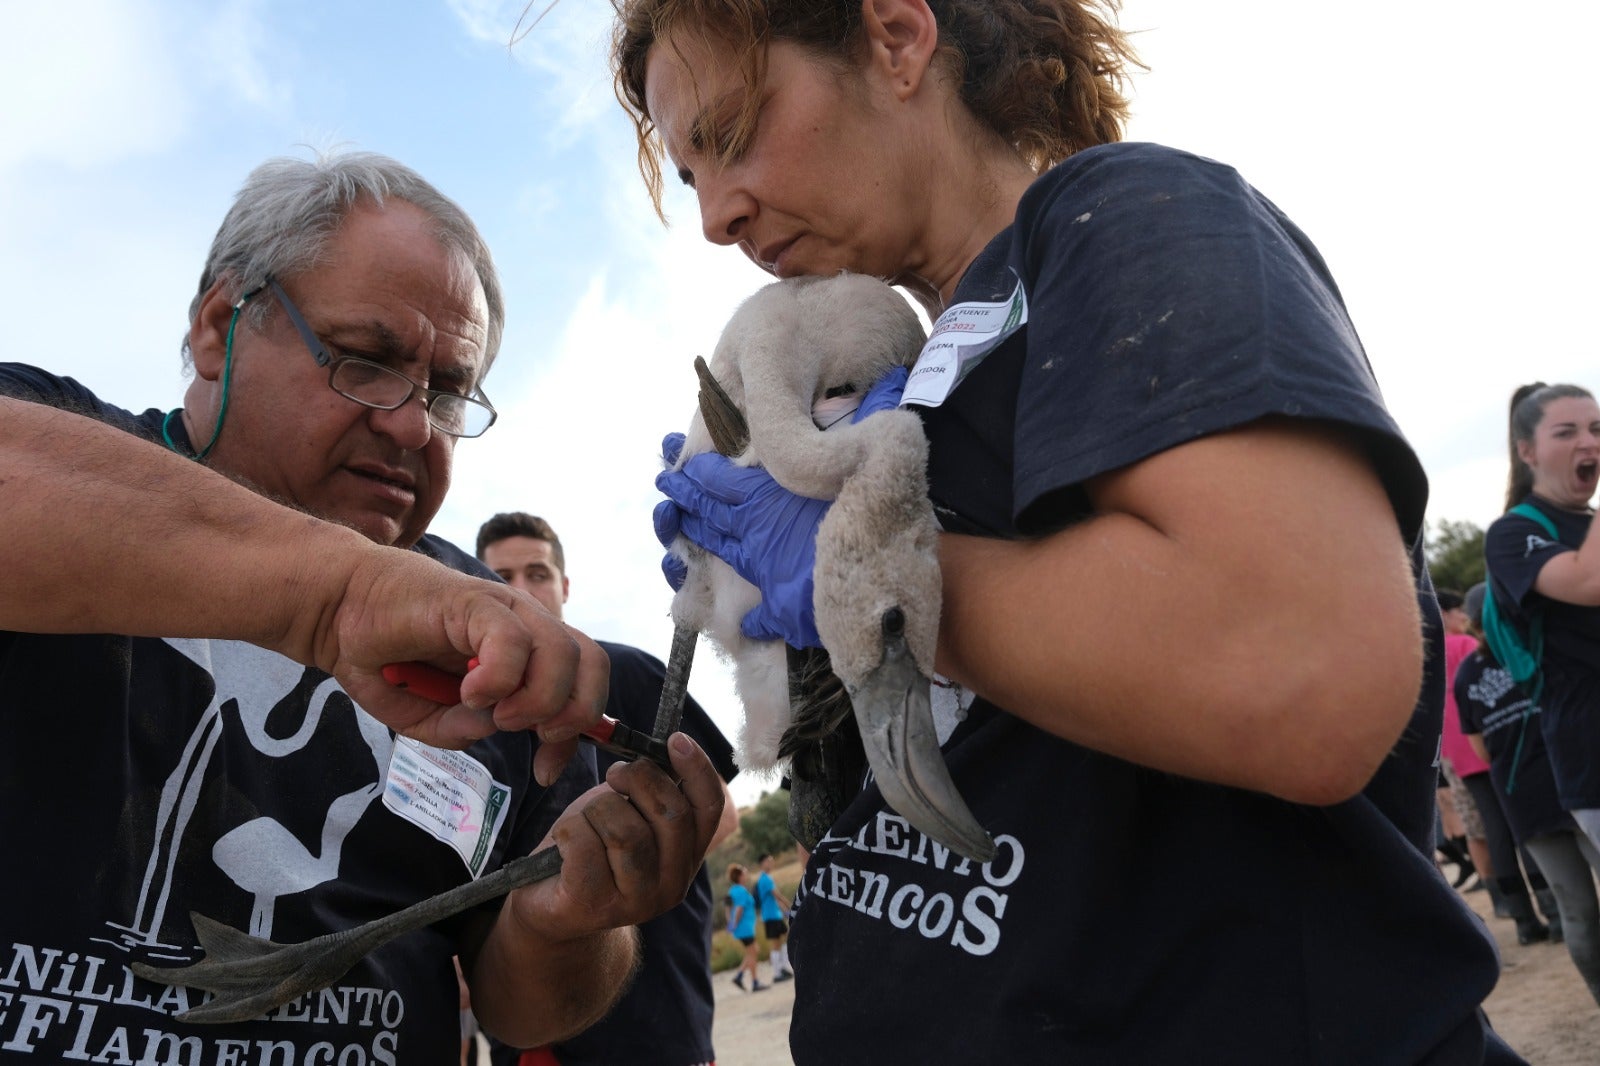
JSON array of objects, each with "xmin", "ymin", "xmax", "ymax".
[
  {"xmin": 903, "ymin": 274, "xmax": 1029, "ymax": 409},
  {"xmin": 384, "ymin": 736, "xmax": 511, "ymax": 877}
]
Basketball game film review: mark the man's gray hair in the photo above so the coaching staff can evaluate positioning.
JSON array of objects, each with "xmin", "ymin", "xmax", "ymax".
[{"xmin": 183, "ymin": 149, "xmax": 505, "ymax": 374}]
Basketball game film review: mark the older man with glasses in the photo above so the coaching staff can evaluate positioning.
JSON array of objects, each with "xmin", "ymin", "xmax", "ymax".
[{"xmin": 0, "ymin": 150, "xmax": 724, "ymax": 1063}]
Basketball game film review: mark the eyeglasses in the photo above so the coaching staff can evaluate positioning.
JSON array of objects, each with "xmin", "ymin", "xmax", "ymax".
[{"xmin": 263, "ymin": 276, "xmax": 498, "ymax": 439}]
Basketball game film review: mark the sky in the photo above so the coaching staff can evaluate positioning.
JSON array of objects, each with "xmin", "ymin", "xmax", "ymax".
[{"xmin": 3, "ymin": 0, "xmax": 1595, "ymax": 806}]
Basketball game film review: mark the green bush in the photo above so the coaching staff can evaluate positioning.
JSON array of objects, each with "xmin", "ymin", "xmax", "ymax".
[
  {"xmin": 739, "ymin": 788, "xmax": 795, "ymax": 857},
  {"xmin": 1425, "ymin": 519, "xmax": 1486, "ymax": 594}
]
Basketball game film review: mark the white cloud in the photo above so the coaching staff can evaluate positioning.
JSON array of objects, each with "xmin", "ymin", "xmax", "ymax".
[
  {"xmin": 443, "ymin": 0, "xmax": 516, "ymax": 43},
  {"xmin": 1119, "ymin": 0, "xmax": 1600, "ymax": 532},
  {"xmin": 510, "ymin": 178, "xmax": 562, "ymax": 227},
  {"xmin": 445, "ymin": 0, "xmax": 619, "ymax": 140},
  {"xmin": 0, "ymin": 0, "xmax": 190, "ymax": 172},
  {"xmin": 0, "ymin": 0, "xmax": 294, "ymax": 179},
  {"xmin": 189, "ymin": 0, "xmax": 294, "ymax": 114},
  {"xmin": 434, "ymin": 157, "xmax": 779, "ymax": 801}
]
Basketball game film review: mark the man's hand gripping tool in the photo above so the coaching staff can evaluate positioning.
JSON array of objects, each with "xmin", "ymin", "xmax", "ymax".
[{"xmin": 381, "ymin": 660, "xmax": 672, "ymax": 770}]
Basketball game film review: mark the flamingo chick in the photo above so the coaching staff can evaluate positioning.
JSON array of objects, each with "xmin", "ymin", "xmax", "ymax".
[{"xmin": 669, "ymin": 272, "xmax": 994, "ymax": 861}]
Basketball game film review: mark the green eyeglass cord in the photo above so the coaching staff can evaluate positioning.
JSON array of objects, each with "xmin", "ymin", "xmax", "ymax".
[{"xmin": 163, "ymin": 293, "xmax": 250, "ymax": 461}]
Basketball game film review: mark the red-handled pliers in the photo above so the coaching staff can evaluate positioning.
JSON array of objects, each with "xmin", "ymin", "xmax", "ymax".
[{"xmin": 381, "ymin": 660, "xmax": 672, "ymax": 771}]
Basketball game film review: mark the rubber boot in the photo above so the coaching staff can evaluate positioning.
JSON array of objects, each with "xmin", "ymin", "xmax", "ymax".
[
  {"xmin": 1534, "ymin": 887, "xmax": 1565, "ymax": 944},
  {"xmin": 1500, "ymin": 877, "xmax": 1550, "ymax": 945}
]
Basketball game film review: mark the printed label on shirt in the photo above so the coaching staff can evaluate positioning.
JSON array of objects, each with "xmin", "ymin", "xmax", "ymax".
[
  {"xmin": 903, "ymin": 273, "xmax": 1029, "ymax": 409},
  {"xmin": 384, "ymin": 736, "xmax": 510, "ymax": 876},
  {"xmin": 796, "ymin": 813, "xmax": 1026, "ymax": 959}
]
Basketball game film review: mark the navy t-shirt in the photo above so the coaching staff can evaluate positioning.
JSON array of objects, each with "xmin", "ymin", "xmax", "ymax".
[
  {"xmin": 787, "ymin": 144, "xmax": 1515, "ymax": 1065},
  {"xmin": 1484, "ymin": 499, "xmax": 1600, "ymax": 809},
  {"xmin": 1454, "ymin": 649, "xmax": 1571, "ymax": 844},
  {"xmin": 0, "ymin": 365, "xmax": 589, "ymax": 1062}
]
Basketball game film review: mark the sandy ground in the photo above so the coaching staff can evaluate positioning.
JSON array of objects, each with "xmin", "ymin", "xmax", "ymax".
[
  {"xmin": 1459, "ymin": 873, "xmax": 1600, "ymax": 1064},
  {"xmin": 708, "ymin": 868, "xmax": 1600, "ymax": 1065},
  {"xmin": 710, "ymin": 958, "xmax": 797, "ymax": 1066}
]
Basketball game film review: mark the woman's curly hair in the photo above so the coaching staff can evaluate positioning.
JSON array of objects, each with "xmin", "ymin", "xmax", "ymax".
[{"xmin": 611, "ymin": 0, "xmax": 1141, "ymax": 218}]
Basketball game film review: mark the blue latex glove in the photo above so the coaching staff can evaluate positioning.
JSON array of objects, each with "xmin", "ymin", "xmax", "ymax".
[
  {"xmin": 656, "ymin": 434, "xmax": 691, "ymax": 591},
  {"xmin": 654, "ymin": 432, "xmax": 828, "ymax": 647},
  {"xmin": 852, "ymin": 365, "xmax": 908, "ymax": 423}
]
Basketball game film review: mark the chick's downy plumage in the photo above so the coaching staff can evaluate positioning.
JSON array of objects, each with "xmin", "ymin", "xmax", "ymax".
[{"xmin": 668, "ymin": 272, "xmax": 994, "ymax": 861}]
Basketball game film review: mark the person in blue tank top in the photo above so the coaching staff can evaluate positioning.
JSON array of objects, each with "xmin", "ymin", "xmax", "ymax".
[
  {"xmin": 724, "ymin": 864, "xmax": 767, "ymax": 993},
  {"xmin": 610, "ymin": 1, "xmax": 1523, "ymax": 1062},
  {"xmin": 755, "ymin": 852, "xmax": 794, "ymax": 982}
]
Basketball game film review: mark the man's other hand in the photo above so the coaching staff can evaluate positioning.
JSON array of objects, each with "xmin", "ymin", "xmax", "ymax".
[{"xmin": 508, "ymin": 732, "xmax": 725, "ymax": 939}]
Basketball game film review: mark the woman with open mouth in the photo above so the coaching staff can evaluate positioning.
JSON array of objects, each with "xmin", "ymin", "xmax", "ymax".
[{"xmin": 1484, "ymin": 382, "xmax": 1600, "ymax": 863}]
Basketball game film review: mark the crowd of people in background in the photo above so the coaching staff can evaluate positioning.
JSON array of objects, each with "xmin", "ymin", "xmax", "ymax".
[{"xmin": 1434, "ymin": 588, "xmax": 1556, "ymax": 946}]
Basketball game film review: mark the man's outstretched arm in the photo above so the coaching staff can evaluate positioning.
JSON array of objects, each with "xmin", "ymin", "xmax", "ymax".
[{"xmin": 1, "ymin": 395, "xmax": 606, "ymax": 760}]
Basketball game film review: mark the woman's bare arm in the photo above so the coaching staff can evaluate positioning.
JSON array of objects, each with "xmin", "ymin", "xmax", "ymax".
[{"xmin": 935, "ymin": 418, "xmax": 1422, "ymax": 805}]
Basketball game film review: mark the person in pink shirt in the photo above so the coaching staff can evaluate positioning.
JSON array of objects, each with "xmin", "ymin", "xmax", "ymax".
[
  {"xmin": 1442, "ymin": 589, "xmax": 1494, "ymax": 780},
  {"xmin": 1440, "ymin": 588, "xmax": 1552, "ymax": 943}
]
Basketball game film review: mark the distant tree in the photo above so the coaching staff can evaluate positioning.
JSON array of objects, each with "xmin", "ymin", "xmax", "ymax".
[
  {"xmin": 739, "ymin": 788, "xmax": 794, "ymax": 858},
  {"xmin": 1426, "ymin": 519, "xmax": 1486, "ymax": 594}
]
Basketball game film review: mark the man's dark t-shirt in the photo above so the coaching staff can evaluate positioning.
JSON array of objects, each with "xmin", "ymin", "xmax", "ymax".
[{"xmin": 0, "ymin": 364, "xmax": 585, "ymax": 1063}]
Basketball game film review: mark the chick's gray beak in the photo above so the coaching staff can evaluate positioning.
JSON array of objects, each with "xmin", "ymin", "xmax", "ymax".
[{"xmin": 848, "ymin": 608, "xmax": 996, "ymax": 863}]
